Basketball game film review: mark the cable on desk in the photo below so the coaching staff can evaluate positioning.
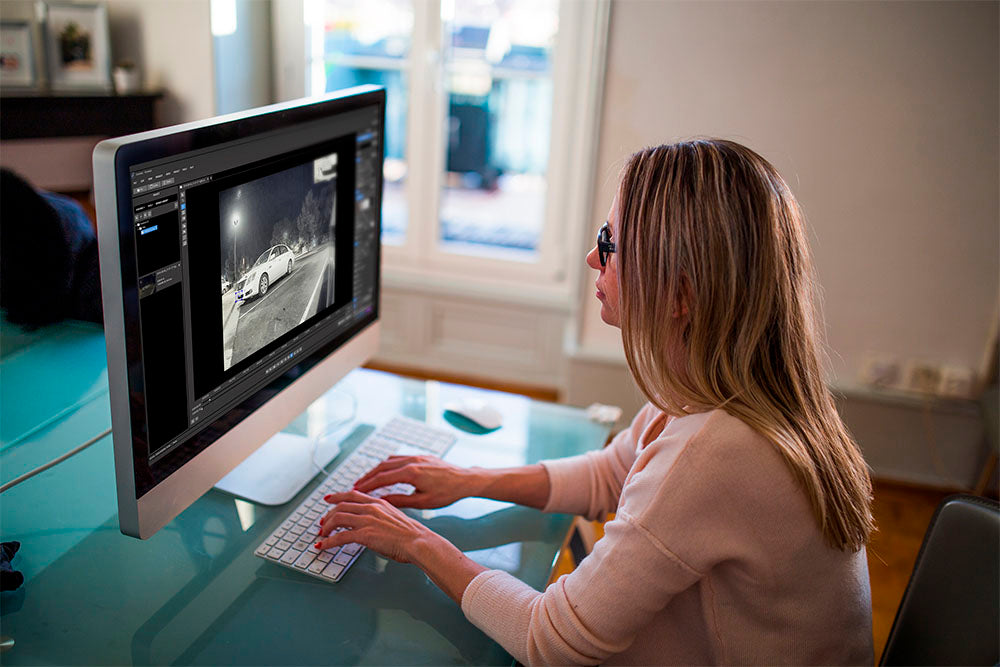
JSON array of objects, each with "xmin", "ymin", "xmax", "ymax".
[{"xmin": 0, "ymin": 427, "xmax": 111, "ymax": 493}]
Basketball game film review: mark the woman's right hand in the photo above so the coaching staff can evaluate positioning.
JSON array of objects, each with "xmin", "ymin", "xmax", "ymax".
[{"xmin": 352, "ymin": 455, "xmax": 480, "ymax": 509}]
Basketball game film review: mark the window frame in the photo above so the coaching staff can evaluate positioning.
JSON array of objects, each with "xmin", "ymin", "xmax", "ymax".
[{"xmin": 273, "ymin": 0, "xmax": 610, "ymax": 309}]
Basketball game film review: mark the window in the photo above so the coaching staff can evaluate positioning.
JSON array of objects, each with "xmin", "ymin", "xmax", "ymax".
[
  {"xmin": 308, "ymin": 0, "xmax": 413, "ymax": 243},
  {"xmin": 275, "ymin": 0, "xmax": 608, "ymax": 303}
]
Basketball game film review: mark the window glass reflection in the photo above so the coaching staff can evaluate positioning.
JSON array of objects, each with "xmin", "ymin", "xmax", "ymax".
[
  {"xmin": 323, "ymin": 0, "xmax": 412, "ymax": 244},
  {"xmin": 440, "ymin": 0, "xmax": 559, "ymax": 258}
]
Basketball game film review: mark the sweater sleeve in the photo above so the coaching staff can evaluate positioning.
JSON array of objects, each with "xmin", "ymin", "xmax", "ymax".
[
  {"xmin": 538, "ymin": 403, "xmax": 656, "ymax": 520},
  {"xmin": 461, "ymin": 511, "xmax": 702, "ymax": 665}
]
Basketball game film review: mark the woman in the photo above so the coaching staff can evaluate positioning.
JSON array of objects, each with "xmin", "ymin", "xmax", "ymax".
[{"xmin": 317, "ymin": 140, "xmax": 875, "ymax": 665}]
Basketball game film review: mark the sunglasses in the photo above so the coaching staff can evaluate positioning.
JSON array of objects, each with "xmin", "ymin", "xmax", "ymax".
[{"xmin": 597, "ymin": 221, "xmax": 616, "ymax": 267}]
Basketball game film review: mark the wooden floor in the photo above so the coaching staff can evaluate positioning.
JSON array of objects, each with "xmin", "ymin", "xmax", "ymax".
[
  {"xmin": 363, "ymin": 360, "xmax": 560, "ymax": 402},
  {"xmin": 866, "ymin": 480, "xmax": 952, "ymax": 661}
]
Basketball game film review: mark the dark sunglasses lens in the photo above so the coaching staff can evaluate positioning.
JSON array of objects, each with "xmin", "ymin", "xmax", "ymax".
[{"xmin": 597, "ymin": 223, "xmax": 610, "ymax": 266}]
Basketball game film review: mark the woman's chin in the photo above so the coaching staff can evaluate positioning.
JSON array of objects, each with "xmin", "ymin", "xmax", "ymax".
[{"xmin": 599, "ymin": 307, "xmax": 620, "ymax": 328}]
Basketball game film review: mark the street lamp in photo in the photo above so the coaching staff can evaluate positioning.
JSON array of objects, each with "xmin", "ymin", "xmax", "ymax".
[{"xmin": 232, "ymin": 217, "xmax": 239, "ymax": 280}]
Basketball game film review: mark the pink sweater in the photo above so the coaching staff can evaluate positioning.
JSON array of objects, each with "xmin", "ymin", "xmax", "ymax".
[{"xmin": 461, "ymin": 404, "xmax": 874, "ymax": 665}]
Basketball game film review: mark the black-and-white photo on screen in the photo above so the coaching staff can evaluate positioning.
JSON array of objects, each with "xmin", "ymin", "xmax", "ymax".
[{"xmin": 220, "ymin": 152, "xmax": 338, "ymax": 371}]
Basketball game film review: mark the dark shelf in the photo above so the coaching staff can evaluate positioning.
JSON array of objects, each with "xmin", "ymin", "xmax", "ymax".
[{"xmin": 0, "ymin": 90, "xmax": 163, "ymax": 139}]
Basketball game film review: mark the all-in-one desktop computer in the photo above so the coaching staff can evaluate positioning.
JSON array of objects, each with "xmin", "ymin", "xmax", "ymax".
[{"xmin": 95, "ymin": 87, "xmax": 453, "ymax": 571}]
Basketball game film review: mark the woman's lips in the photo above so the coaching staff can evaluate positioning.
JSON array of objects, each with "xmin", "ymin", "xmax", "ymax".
[{"xmin": 595, "ymin": 283, "xmax": 605, "ymax": 300}]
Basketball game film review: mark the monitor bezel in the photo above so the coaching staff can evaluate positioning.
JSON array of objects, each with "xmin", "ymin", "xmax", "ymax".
[{"xmin": 95, "ymin": 86, "xmax": 384, "ymax": 538}]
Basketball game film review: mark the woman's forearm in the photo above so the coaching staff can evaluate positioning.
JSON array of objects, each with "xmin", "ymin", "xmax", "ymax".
[
  {"xmin": 464, "ymin": 463, "xmax": 551, "ymax": 509},
  {"xmin": 411, "ymin": 532, "xmax": 487, "ymax": 605}
]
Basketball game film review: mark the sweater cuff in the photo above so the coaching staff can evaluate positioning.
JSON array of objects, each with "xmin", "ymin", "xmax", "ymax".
[
  {"xmin": 461, "ymin": 569, "xmax": 539, "ymax": 665},
  {"xmin": 540, "ymin": 453, "xmax": 596, "ymax": 515}
]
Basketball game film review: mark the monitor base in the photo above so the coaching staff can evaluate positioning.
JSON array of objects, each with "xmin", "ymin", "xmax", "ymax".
[{"xmin": 214, "ymin": 431, "xmax": 340, "ymax": 506}]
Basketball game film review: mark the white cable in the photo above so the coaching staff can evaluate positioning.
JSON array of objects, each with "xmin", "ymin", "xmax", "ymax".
[{"xmin": 0, "ymin": 428, "xmax": 111, "ymax": 493}]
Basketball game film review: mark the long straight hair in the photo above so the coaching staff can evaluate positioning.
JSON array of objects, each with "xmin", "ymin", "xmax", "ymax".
[{"xmin": 616, "ymin": 140, "xmax": 873, "ymax": 551}]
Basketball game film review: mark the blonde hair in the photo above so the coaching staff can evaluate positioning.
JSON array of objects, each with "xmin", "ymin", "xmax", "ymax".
[{"xmin": 616, "ymin": 139, "xmax": 873, "ymax": 551}]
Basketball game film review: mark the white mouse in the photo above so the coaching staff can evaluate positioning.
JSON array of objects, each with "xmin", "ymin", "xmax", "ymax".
[{"xmin": 444, "ymin": 399, "xmax": 503, "ymax": 430}]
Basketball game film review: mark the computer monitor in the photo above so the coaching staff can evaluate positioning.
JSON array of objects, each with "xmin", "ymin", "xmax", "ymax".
[{"xmin": 94, "ymin": 86, "xmax": 385, "ymax": 539}]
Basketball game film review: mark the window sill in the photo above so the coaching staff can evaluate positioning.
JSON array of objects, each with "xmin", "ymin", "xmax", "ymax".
[
  {"xmin": 382, "ymin": 264, "xmax": 575, "ymax": 312},
  {"xmin": 565, "ymin": 341, "xmax": 626, "ymax": 364}
]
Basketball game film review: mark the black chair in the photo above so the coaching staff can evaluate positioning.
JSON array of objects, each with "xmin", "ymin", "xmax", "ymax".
[{"xmin": 880, "ymin": 494, "xmax": 1000, "ymax": 665}]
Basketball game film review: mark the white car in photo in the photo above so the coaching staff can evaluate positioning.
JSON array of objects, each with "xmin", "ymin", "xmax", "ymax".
[{"xmin": 234, "ymin": 244, "xmax": 294, "ymax": 304}]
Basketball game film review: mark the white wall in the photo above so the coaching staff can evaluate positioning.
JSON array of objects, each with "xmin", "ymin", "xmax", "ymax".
[
  {"xmin": 577, "ymin": 1, "xmax": 999, "ymax": 393},
  {"xmin": 106, "ymin": 0, "xmax": 215, "ymax": 125}
]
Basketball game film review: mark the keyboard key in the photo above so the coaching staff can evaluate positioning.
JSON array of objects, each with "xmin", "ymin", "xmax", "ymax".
[
  {"xmin": 342, "ymin": 543, "xmax": 362, "ymax": 556},
  {"xmin": 266, "ymin": 547, "xmax": 284, "ymax": 560},
  {"xmin": 255, "ymin": 543, "xmax": 271, "ymax": 556},
  {"xmin": 317, "ymin": 552, "xmax": 333, "ymax": 563},
  {"xmin": 276, "ymin": 540, "xmax": 292, "ymax": 551},
  {"xmin": 308, "ymin": 561, "xmax": 327, "ymax": 574},
  {"xmin": 281, "ymin": 550, "xmax": 301, "ymax": 565},
  {"xmin": 321, "ymin": 562, "xmax": 345, "ymax": 580},
  {"xmin": 333, "ymin": 550, "xmax": 354, "ymax": 566},
  {"xmin": 294, "ymin": 552, "xmax": 315, "ymax": 569}
]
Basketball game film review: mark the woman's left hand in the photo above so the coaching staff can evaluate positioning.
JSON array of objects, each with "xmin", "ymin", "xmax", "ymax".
[
  {"xmin": 318, "ymin": 490, "xmax": 489, "ymax": 605},
  {"xmin": 316, "ymin": 490, "xmax": 435, "ymax": 564}
]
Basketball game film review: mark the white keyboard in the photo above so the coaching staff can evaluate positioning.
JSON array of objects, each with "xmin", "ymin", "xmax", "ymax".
[{"xmin": 253, "ymin": 416, "xmax": 456, "ymax": 582}]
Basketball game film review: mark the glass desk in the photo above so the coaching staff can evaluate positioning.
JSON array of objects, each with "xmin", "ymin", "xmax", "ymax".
[{"xmin": 0, "ymin": 321, "xmax": 610, "ymax": 665}]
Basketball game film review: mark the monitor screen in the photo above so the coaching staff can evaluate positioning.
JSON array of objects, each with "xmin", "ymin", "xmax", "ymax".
[{"xmin": 95, "ymin": 86, "xmax": 384, "ymax": 538}]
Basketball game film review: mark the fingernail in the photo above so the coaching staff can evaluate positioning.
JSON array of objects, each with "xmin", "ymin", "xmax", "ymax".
[
  {"xmin": 324, "ymin": 494, "xmax": 333, "ymax": 501},
  {"xmin": 314, "ymin": 542, "xmax": 323, "ymax": 549}
]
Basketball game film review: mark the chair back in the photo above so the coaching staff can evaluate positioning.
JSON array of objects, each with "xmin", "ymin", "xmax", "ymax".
[{"xmin": 880, "ymin": 494, "xmax": 999, "ymax": 665}]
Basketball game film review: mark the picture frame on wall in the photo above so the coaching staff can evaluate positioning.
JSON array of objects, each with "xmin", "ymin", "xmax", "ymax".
[
  {"xmin": 42, "ymin": 2, "xmax": 112, "ymax": 91},
  {"xmin": 0, "ymin": 20, "xmax": 38, "ymax": 89}
]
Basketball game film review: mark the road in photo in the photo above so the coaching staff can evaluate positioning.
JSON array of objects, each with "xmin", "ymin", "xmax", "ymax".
[
  {"xmin": 220, "ymin": 152, "xmax": 338, "ymax": 371},
  {"xmin": 225, "ymin": 243, "xmax": 332, "ymax": 368}
]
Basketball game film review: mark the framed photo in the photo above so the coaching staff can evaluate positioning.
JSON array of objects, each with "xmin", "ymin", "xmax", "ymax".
[
  {"xmin": 43, "ymin": 2, "xmax": 111, "ymax": 91},
  {"xmin": 0, "ymin": 20, "xmax": 37, "ymax": 88}
]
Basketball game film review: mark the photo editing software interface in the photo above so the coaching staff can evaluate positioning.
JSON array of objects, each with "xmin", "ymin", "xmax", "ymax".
[{"xmin": 127, "ymin": 106, "xmax": 380, "ymax": 488}]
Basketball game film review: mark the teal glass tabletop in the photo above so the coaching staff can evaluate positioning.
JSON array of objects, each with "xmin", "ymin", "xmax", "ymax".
[{"xmin": 1, "ymin": 322, "xmax": 609, "ymax": 665}]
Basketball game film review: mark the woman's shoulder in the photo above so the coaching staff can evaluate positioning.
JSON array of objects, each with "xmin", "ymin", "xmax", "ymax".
[
  {"xmin": 619, "ymin": 409, "xmax": 821, "ymax": 564},
  {"xmin": 639, "ymin": 408, "xmax": 763, "ymax": 460},
  {"xmin": 625, "ymin": 408, "xmax": 802, "ymax": 509},
  {"xmin": 685, "ymin": 409, "xmax": 793, "ymax": 478}
]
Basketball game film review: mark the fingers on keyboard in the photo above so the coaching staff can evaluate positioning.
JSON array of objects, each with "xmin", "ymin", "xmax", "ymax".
[{"xmin": 254, "ymin": 417, "xmax": 455, "ymax": 583}]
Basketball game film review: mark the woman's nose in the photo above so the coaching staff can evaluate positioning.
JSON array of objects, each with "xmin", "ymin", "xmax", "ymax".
[{"xmin": 586, "ymin": 245, "xmax": 601, "ymax": 270}]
